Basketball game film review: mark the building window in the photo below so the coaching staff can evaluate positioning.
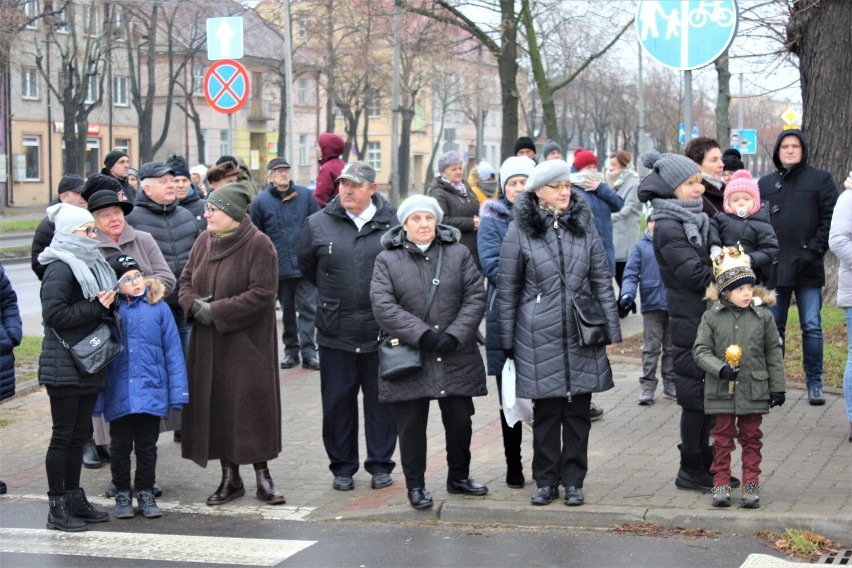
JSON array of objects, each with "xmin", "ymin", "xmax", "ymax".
[
  {"xmin": 114, "ymin": 138, "xmax": 130, "ymax": 157},
  {"xmin": 22, "ymin": 135, "xmax": 41, "ymax": 181},
  {"xmin": 220, "ymin": 130, "xmax": 230, "ymax": 156},
  {"xmin": 367, "ymin": 141, "xmax": 381, "ymax": 171},
  {"xmin": 22, "ymin": 67, "xmax": 39, "ymax": 100},
  {"xmin": 193, "ymin": 64, "xmax": 205, "ymax": 96},
  {"xmin": 85, "ymin": 74, "xmax": 99, "ymax": 103},
  {"xmin": 297, "ymin": 78, "xmax": 308, "ymax": 106},
  {"xmin": 24, "ymin": 0, "xmax": 38, "ymax": 28},
  {"xmin": 297, "ymin": 13, "xmax": 308, "ymax": 39},
  {"xmin": 299, "ymin": 134, "xmax": 310, "ymax": 166},
  {"xmin": 85, "ymin": 138, "xmax": 101, "ymax": 178},
  {"xmin": 367, "ymin": 97, "xmax": 380, "ymax": 119},
  {"xmin": 53, "ymin": 8, "xmax": 68, "ymax": 33},
  {"xmin": 111, "ymin": 8, "xmax": 126, "ymax": 41},
  {"xmin": 113, "ymin": 76, "xmax": 128, "ymax": 106},
  {"xmin": 83, "ymin": 3, "xmax": 100, "ymax": 37}
]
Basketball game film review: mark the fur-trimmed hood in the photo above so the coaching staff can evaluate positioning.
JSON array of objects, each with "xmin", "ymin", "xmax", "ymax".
[
  {"xmin": 513, "ymin": 188, "xmax": 593, "ymax": 239},
  {"xmin": 120, "ymin": 277, "xmax": 166, "ymax": 306},
  {"xmin": 380, "ymin": 223, "xmax": 461, "ymax": 249},
  {"xmin": 704, "ymin": 282, "xmax": 776, "ymax": 308},
  {"xmin": 479, "ymin": 198, "xmax": 512, "ymax": 223}
]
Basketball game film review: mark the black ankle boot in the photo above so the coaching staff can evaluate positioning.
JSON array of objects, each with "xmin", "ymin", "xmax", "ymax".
[
  {"xmin": 82, "ymin": 438, "xmax": 102, "ymax": 469},
  {"xmin": 500, "ymin": 410, "xmax": 525, "ymax": 488},
  {"xmin": 66, "ymin": 488, "xmax": 109, "ymax": 523},
  {"xmin": 675, "ymin": 450, "xmax": 714, "ymax": 492},
  {"xmin": 46, "ymin": 495, "xmax": 87, "ymax": 532}
]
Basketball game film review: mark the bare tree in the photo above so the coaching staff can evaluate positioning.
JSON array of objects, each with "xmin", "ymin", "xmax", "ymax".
[{"xmin": 424, "ymin": 68, "xmax": 468, "ymax": 188}]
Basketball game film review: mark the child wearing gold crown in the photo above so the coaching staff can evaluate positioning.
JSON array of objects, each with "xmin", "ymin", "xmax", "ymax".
[{"xmin": 692, "ymin": 246, "xmax": 786, "ymax": 508}]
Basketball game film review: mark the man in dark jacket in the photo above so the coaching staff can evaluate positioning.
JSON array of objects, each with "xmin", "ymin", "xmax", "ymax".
[
  {"xmin": 313, "ymin": 133, "xmax": 345, "ymax": 208},
  {"xmin": 758, "ymin": 129, "xmax": 838, "ymax": 405},
  {"xmin": 101, "ymin": 149, "xmax": 135, "ymax": 203},
  {"xmin": 252, "ymin": 157, "xmax": 320, "ymax": 370},
  {"xmin": 298, "ymin": 160, "xmax": 398, "ymax": 492},
  {"xmin": 169, "ymin": 155, "xmax": 207, "ymax": 232},
  {"xmin": 126, "ymin": 162, "xmax": 200, "ymax": 353}
]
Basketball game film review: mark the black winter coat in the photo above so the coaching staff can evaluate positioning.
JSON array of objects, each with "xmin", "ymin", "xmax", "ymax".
[
  {"xmin": 496, "ymin": 190, "xmax": 620, "ymax": 400},
  {"xmin": 638, "ymin": 173, "xmax": 713, "ymax": 411},
  {"xmin": 712, "ymin": 207, "xmax": 779, "ymax": 282},
  {"xmin": 31, "ymin": 216, "xmax": 55, "ymax": 281},
  {"xmin": 38, "ymin": 261, "xmax": 110, "ymax": 390},
  {"xmin": 299, "ymin": 193, "xmax": 397, "ymax": 352},
  {"xmin": 757, "ymin": 129, "xmax": 838, "ymax": 288},
  {"xmin": 428, "ymin": 177, "xmax": 482, "ymax": 271},
  {"xmin": 370, "ymin": 225, "xmax": 486, "ymax": 403},
  {"xmin": 179, "ymin": 187, "xmax": 208, "ymax": 232},
  {"xmin": 126, "ymin": 191, "xmax": 200, "ymax": 308},
  {"xmin": 0, "ymin": 264, "xmax": 22, "ymax": 401}
]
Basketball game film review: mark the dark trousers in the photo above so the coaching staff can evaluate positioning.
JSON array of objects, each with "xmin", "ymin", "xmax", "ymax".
[
  {"xmin": 681, "ymin": 407, "xmax": 714, "ymax": 454},
  {"xmin": 615, "ymin": 260, "xmax": 627, "ymax": 290},
  {"xmin": 393, "ymin": 396, "xmax": 475, "ymax": 489},
  {"xmin": 278, "ymin": 278, "xmax": 317, "ymax": 359},
  {"xmin": 46, "ymin": 392, "xmax": 98, "ymax": 495},
  {"xmin": 319, "ymin": 346, "xmax": 397, "ymax": 476},
  {"xmin": 109, "ymin": 413, "xmax": 161, "ymax": 492},
  {"xmin": 711, "ymin": 413, "xmax": 763, "ymax": 486},
  {"xmin": 532, "ymin": 394, "xmax": 592, "ymax": 488}
]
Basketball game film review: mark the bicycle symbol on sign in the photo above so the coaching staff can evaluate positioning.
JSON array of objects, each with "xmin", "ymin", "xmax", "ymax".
[{"xmin": 689, "ymin": 0, "xmax": 735, "ymax": 28}]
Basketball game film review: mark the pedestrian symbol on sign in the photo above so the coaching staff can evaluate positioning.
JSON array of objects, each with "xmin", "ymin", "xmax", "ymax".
[{"xmin": 636, "ymin": 1, "xmax": 739, "ymax": 71}]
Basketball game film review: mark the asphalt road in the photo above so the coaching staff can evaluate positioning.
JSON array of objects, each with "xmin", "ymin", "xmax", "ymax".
[
  {"xmin": 0, "ymin": 500, "xmax": 790, "ymax": 568},
  {"xmin": 3, "ymin": 260, "xmax": 42, "ymax": 336}
]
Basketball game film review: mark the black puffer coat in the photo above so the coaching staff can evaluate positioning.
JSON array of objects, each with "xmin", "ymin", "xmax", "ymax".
[
  {"xmin": 496, "ymin": 190, "xmax": 620, "ymax": 400},
  {"xmin": 428, "ymin": 177, "xmax": 482, "ymax": 271},
  {"xmin": 757, "ymin": 129, "xmax": 838, "ymax": 288},
  {"xmin": 370, "ymin": 225, "xmax": 486, "ymax": 403},
  {"xmin": 299, "ymin": 193, "xmax": 397, "ymax": 352},
  {"xmin": 30, "ymin": 216, "xmax": 55, "ymax": 281},
  {"xmin": 712, "ymin": 207, "xmax": 779, "ymax": 282},
  {"xmin": 126, "ymin": 191, "xmax": 200, "ymax": 308},
  {"xmin": 179, "ymin": 187, "xmax": 208, "ymax": 232},
  {"xmin": 38, "ymin": 261, "xmax": 111, "ymax": 389},
  {"xmin": 638, "ymin": 173, "xmax": 713, "ymax": 412}
]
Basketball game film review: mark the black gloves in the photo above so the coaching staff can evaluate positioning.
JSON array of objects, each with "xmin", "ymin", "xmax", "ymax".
[
  {"xmin": 617, "ymin": 295, "xmax": 636, "ymax": 319},
  {"xmin": 419, "ymin": 330, "xmax": 442, "ymax": 351},
  {"xmin": 769, "ymin": 392, "xmax": 786, "ymax": 408},
  {"xmin": 719, "ymin": 365, "xmax": 740, "ymax": 381},
  {"xmin": 434, "ymin": 333, "xmax": 459, "ymax": 355},
  {"xmin": 190, "ymin": 295, "xmax": 213, "ymax": 326},
  {"xmin": 502, "ymin": 348, "xmax": 515, "ymax": 360}
]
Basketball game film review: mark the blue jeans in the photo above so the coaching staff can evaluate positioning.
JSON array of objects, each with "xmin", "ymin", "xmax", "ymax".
[
  {"xmin": 844, "ymin": 308, "xmax": 852, "ymax": 422},
  {"xmin": 771, "ymin": 285, "xmax": 823, "ymax": 388}
]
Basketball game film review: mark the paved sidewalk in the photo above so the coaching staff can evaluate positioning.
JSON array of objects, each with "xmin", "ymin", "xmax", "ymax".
[{"xmin": 1, "ymin": 314, "xmax": 850, "ymax": 543}]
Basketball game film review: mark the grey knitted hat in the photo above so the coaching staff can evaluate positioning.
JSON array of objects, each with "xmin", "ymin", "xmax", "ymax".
[
  {"xmin": 499, "ymin": 156, "xmax": 536, "ymax": 193},
  {"xmin": 542, "ymin": 140, "xmax": 563, "ymax": 159},
  {"xmin": 641, "ymin": 151, "xmax": 700, "ymax": 193},
  {"xmin": 397, "ymin": 195, "xmax": 443, "ymax": 225},
  {"xmin": 526, "ymin": 159, "xmax": 571, "ymax": 192}
]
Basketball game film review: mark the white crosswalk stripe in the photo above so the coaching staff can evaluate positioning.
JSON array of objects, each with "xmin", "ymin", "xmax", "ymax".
[{"xmin": 0, "ymin": 528, "xmax": 316, "ymax": 566}]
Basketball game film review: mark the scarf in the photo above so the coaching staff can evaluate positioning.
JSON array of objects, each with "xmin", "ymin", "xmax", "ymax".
[
  {"xmin": 539, "ymin": 200, "xmax": 564, "ymax": 219},
  {"xmin": 38, "ymin": 233, "xmax": 116, "ymax": 300},
  {"xmin": 649, "ymin": 197, "xmax": 709, "ymax": 248},
  {"xmin": 441, "ymin": 176, "xmax": 467, "ymax": 196},
  {"xmin": 701, "ymin": 173, "xmax": 724, "ymax": 191}
]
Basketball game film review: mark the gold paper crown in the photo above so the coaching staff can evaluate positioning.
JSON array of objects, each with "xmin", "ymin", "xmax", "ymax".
[{"xmin": 712, "ymin": 243, "xmax": 756, "ymax": 291}]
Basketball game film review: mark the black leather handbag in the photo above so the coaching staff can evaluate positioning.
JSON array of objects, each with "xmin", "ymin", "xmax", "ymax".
[
  {"xmin": 51, "ymin": 323, "xmax": 124, "ymax": 376},
  {"xmin": 378, "ymin": 245, "xmax": 444, "ymax": 381}
]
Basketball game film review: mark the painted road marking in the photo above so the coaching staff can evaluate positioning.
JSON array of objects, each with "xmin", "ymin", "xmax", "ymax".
[{"xmin": 0, "ymin": 528, "xmax": 316, "ymax": 566}]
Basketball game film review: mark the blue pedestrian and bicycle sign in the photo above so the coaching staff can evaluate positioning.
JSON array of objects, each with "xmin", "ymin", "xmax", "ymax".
[
  {"xmin": 636, "ymin": 1, "xmax": 739, "ymax": 70},
  {"xmin": 203, "ymin": 60, "xmax": 250, "ymax": 114}
]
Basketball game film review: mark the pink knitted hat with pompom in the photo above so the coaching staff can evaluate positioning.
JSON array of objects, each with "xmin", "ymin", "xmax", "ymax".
[{"xmin": 723, "ymin": 169, "xmax": 761, "ymax": 215}]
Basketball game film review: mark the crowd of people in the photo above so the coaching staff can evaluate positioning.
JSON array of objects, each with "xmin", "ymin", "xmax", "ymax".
[{"xmin": 0, "ymin": 127, "xmax": 850, "ymax": 528}]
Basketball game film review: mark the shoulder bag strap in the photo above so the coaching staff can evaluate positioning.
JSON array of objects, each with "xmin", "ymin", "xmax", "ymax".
[
  {"xmin": 420, "ymin": 243, "xmax": 444, "ymax": 321},
  {"xmin": 49, "ymin": 327, "xmax": 72, "ymax": 351}
]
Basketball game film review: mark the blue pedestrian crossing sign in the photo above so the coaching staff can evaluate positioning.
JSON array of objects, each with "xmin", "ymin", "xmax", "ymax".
[
  {"xmin": 206, "ymin": 17, "xmax": 244, "ymax": 61},
  {"xmin": 636, "ymin": 1, "xmax": 738, "ymax": 70}
]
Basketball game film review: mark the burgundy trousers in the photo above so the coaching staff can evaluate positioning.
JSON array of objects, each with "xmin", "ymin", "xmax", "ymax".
[{"xmin": 710, "ymin": 413, "xmax": 763, "ymax": 486}]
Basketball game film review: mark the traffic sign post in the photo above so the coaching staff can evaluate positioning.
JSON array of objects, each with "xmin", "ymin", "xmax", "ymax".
[
  {"xmin": 206, "ymin": 17, "xmax": 244, "ymax": 61},
  {"xmin": 729, "ymin": 129, "xmax": 757, "ymax": 155},
  {"xmin": 204, "ymin": 60, "xmax": 250, "ymax": 114}
]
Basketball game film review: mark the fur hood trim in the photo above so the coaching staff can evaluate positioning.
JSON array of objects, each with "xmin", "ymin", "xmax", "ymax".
[
  {"xmin": 144, "ymin": 277, "xmax": 166, "ymax": 305},
  {"xmin": 513, "ymin": 188, "xmax": 593, "ymax": 239},
  {"xmin": 479, "ymin": 198, "xmax": 512, "ymax": 223},
  {"xmin": 380, "ymin": 223, "xmax": 460, "ymax": 249},
  {"xmin": 704, "ymin": 282, "xmax": 776, "ymax": 308}
]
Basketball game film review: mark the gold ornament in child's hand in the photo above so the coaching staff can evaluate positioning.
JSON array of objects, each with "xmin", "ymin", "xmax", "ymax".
[{"xmin": 725, "ymin": 344, "xmax": 742, "ymax": 394}]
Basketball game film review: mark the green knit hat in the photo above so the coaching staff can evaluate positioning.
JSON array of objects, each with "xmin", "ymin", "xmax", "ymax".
[{"xmin": 208, "ymin": 182, "xmax": 253, "ymax": 221}]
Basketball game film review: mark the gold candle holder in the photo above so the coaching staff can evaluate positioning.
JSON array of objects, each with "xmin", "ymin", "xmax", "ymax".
[{"xmin": 725, "ymin": 344, "xmax": 742, "ymax": 395}]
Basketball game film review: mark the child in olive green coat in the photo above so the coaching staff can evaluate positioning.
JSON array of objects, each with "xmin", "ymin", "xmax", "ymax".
[{"xmin": 693, "ymin": 247, "xmax": 786, "ymax": 509}]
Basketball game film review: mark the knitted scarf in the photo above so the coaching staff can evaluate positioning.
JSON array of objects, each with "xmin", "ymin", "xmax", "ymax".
[
  {"xmin": 539, "ymin": 200, "xmax": 564, "ymax": 219},
  {"xmin": 650, "ymin": 197, "xmax": 709, "ymax": 248},
  {"xmin": 38, "ymin": 233, "xmax": 116, "ymax": 300}
]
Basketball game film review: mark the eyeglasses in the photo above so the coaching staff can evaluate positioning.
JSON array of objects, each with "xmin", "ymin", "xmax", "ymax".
[
  {"xmin": 544, "ymin": 183, "xmax": 571, "ymax": 192},
  {"xmin": 118, "ymin": 272, "xmax": 145, "ymax": 286},
  {"xmin": 77, "ymin": 226, "xmax": 99, "ymax": 237},
  {"xmin": 205, "ymin": 204, "xmax": 220, "ymax": 214}
]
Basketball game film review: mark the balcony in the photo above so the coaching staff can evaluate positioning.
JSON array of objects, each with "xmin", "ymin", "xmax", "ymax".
[{"xmin": 247, "ymin": 99, "xmax": 275, "ymax": 122}]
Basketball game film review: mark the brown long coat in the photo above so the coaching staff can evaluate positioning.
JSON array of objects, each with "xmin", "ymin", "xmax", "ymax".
[{"xmin": 178, "ymin": 218, "xmax": 281, "ymax": 467}]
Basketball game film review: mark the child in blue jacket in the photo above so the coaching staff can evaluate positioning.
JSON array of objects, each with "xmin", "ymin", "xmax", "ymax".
[
  {"xmin": 104, "ymin": 255, "xmax": 188, "ymax": 520},
  {"xmin": 618, "ymin": 213, "xmax": 677, "ymax": 405}
]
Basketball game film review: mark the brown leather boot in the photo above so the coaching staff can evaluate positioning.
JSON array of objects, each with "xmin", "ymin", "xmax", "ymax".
[
  {"xmin": 255, "ymin": 468, "xmax": 286, "ymax": 505},
  {"xmin": 206, "ymin": 466, "xmax": 245, "ymax": 506}
]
